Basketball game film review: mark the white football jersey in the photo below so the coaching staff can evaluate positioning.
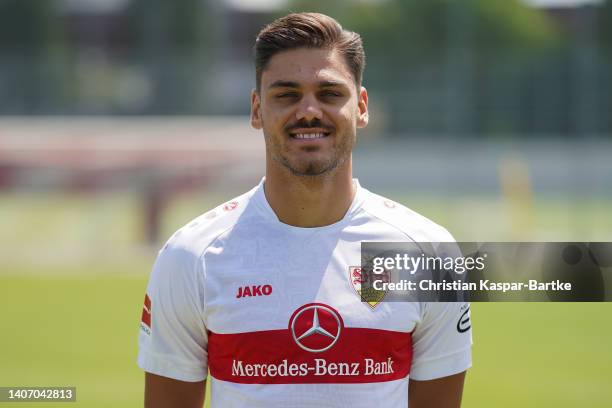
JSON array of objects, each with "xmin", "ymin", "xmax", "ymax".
[{"xmin": 138, "ymin": 179, "xmax": 472, "ymax": 407}]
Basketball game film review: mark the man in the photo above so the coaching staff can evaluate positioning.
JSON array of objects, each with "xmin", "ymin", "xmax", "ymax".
[{"xmin": 138, "ymin": 12, "xmax": 472, "ymax": 408}]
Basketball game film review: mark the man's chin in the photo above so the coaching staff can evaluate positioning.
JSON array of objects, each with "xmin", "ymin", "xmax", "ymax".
[{"xmin": 284, "ymin": 160, "xmax": 338, "ymax": 177}]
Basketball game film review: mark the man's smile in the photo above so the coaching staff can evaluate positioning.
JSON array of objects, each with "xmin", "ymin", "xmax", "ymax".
[{"xmin": 288, "ymin": 128, "xmax": 332, "ymax": 141}]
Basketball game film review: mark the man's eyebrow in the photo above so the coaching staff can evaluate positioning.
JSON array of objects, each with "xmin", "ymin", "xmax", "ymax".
[
  {"xmin": 268, "ymin": 80, "xmax": 300, "ymax": 89},
  {"xmin": 319, "ymin": 80, "xmax": 347, "ymax": 88},
  {"xmin": 267, "ymin": 80, "xmax": 350, "ymax": 89}
]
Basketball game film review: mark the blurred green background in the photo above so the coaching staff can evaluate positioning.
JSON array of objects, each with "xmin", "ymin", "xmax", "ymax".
[
  {"xmin": 1, "ymin": 0, "xmax": 612, "ymax": 407},
  {"xmin": 2, "ymin": 272, "xmax": 611, "ymax": 407}
]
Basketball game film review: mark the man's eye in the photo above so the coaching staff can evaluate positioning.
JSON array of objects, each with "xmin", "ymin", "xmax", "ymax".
[
  {"xmin": 321, "ymin": 91, "xmax": 342, "ymax": 98},
  {"xmin": 276, "ymin": 92, "xmax": 298, "ymax": 98}
]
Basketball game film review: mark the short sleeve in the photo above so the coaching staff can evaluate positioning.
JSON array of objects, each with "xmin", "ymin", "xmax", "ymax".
[
  {"xmin": 410, "ymin": 302, "xmax": 472, "ymax": 381},
  {"xmin": 137, "ymin": 242, "xmax": 208, "ymax": 382}
]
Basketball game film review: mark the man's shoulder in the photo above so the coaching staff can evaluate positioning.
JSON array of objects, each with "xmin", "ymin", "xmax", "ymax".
[
  {"xmin": 359, "ymin": 188, "xmax": 455, "ymax": 243},
  {"xmin": 160, "ymin": 187, "xmax": 257, "ymax": 258}
]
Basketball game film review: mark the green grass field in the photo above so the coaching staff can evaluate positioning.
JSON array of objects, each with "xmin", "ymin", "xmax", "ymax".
[
  {"xmin": 1, "ymin": 273, "xmax": 611, "ymax": 407},
  {"xmin": 1, "ymin": 192, "xmax": 611, "ymax": 407}
]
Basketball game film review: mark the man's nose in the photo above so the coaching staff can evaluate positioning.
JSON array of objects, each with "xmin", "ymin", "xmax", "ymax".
[{"xmin": 295, "ymin": 95, "xmax": 322, "ymax": 122}]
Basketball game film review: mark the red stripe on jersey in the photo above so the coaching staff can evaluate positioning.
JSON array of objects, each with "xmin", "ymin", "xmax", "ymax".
[{"xmin": 208, "ymin": 327, "xmax": 412, "ymax": 384}]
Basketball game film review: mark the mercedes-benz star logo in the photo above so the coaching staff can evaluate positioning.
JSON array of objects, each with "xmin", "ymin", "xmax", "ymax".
[{"xmin": 289, "ymin": 303, "xmax": 343, "ymax": 353}]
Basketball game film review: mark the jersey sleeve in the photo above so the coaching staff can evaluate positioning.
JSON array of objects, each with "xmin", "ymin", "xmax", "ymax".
[
  {"xmin": 409, "ymin": 302, "xmax": 472, "ymax": 381},
  {"xmin": 137, "ymin": 242, "xmax": 208, "ymax": 382}
]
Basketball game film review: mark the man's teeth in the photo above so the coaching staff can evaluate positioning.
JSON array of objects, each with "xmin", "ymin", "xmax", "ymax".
[{"xmin": 293, "ymin": 133, "xmax": 326, "ymax": 139}]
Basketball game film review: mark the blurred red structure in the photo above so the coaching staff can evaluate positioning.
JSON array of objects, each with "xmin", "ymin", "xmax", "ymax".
[{"xmin": 0, "ymin": 117, "xmax": 264, "ymax": 243}]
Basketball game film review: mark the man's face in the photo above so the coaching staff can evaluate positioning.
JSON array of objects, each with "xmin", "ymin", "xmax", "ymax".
[{"xmin": 251, "ymin": 47, "xmax": 368, "ymax": 176}]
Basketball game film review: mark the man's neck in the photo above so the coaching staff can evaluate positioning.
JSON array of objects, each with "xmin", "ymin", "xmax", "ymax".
[{"xmin": 264, "ymin": 160, "xmax": 356, "ymax": 228}]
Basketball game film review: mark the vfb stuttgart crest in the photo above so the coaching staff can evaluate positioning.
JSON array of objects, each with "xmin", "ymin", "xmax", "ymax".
[{"xmin": 349, "ymin": 266, "xmax": 389, "ymax": 309}]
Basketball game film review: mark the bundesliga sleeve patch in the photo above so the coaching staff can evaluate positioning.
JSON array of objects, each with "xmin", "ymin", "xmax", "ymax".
[{"xmin": 140, "ymin": 294, "xmax": 152, "ymax": 335}]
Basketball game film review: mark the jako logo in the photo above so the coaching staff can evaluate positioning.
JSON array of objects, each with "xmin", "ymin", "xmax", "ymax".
[{"xmin": 236, "ymin": 284, "xmax": 272, "ymax": 298}]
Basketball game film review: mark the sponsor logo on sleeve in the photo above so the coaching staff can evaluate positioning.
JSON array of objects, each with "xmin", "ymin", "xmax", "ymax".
[
  {"xmin": 457, "ymin": 305, "xmax": 471, "ymax": 333},
  {"xmin": 140, "ymin": 294, "xmax": 151, "ymax": 335}
]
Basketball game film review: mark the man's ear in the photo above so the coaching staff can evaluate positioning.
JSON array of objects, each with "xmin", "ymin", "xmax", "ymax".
[
  {"xmin": 251, "ymin": 89, "xmax": 262, "ymax": 130},
  {"xmin": 357, "ymin": 86, "xmax": 369, "ymax": 129}
]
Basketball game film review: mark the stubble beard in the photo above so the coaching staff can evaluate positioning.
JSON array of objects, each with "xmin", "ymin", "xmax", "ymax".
[{"xmin": 265, "ymin": 129, "xmax": 355, "ymax": 178}]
